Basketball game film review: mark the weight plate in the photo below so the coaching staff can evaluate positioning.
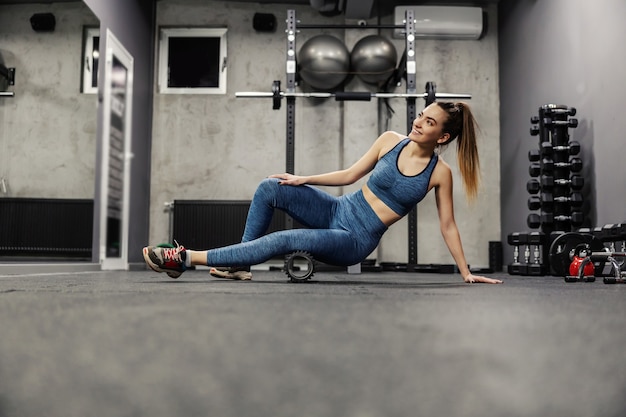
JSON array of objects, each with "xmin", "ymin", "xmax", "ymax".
[
  {"xmin": 425, "ymin": 81, "xmax": 436, "ymax": 105},
  {"xmin": 272, "ymin": 80, "xmax": 281, "ymax": 110},
  {"xmin": 548, "ymin": 232, "xmax": 605, "ymax": 276}
]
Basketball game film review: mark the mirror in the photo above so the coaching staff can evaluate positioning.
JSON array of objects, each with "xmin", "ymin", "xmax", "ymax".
[{"xmin": 0, "ymin": 1, "xmax": 99, "ymax": 263}]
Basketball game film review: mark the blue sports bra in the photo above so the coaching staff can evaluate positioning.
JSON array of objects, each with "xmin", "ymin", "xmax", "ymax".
[{"xmin": 366, "ymin": 138, "xmax": 439, "ymax": 216}]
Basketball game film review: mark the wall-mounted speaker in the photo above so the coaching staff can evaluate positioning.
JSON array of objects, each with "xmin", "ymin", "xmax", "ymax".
[
  {"xmin": 30, "ymin": 13, "xmax": 56, "ymax": 32},
  {"xmin": 253, "ymin": 13, "xmax": 276, "ymax": 33}
]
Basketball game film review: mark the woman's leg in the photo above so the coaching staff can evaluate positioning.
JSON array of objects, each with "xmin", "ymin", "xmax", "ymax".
[
  {"xmin": 207, "ymin": 177, "xmax": 340, "ymax": 278},
  {"xmin": 146, "ymin": 189, "xmax": 387, "ymax": 277},
  {"xmin": 195, "ymin": 177, "xmax": 351, "ymax": 266},
  {"xmin": 241, "ymin": 178, "xmax": 338, "ymax": 241},
  {"xmin": 194, "ymin": 189, "xmax": 387, "ymax": 268},
  {"xmin": 193, "ymin": 227, "xmax": 367, "ymax": 267}
]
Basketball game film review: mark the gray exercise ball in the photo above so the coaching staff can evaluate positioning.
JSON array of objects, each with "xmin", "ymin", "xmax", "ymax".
[
  {"xmin": 298, "ymin": 34, "xmax": 350, "ymax": 90},
  {"xmin": 351, "ymin": 35, "xmax": 398, "ymax": 85}
]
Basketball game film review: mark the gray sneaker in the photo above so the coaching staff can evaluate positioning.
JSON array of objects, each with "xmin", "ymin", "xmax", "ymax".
[
  {"xmin": 143, "ymin": 242, "xmax": 187, "ymax": 279},
  {"xmin": 210, "ymin": 266, "xmax": 252, "ymax": 280}
]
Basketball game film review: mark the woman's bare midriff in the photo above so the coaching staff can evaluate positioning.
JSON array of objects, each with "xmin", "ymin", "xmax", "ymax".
[{"xmin": 361, "ymin": 184, "xmax": 403, "ymax": 227}]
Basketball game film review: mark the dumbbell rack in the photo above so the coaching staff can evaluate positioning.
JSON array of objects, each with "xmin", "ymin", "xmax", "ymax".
[{"xmin": 508, "ymin": 104, "xmax": 585, "ymax": 276}]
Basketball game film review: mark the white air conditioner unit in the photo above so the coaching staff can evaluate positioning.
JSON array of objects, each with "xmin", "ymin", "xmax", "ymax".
[{"xmin": 393, "ymin": 6, "xmax": 484, "ymax": 40}]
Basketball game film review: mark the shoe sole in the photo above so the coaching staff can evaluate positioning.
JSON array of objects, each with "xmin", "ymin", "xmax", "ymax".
[
  {"xmin": 209, "ymin": 268, "xmax": 252, "ymax": 280},
  {"xmin": 143, "ymin": 246, "xmax": 182, "ymax": 279}
]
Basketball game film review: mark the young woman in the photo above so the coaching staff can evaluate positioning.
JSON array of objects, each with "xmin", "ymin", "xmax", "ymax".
[{"xmin": 143, "ymin": 102, "xmax": 502, "ymax": 284}]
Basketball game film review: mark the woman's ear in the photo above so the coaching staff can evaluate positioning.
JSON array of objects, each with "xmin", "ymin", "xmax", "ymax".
[{"xmin": 437, "ymin": 133, "xmax": 451, "ymax": 144}]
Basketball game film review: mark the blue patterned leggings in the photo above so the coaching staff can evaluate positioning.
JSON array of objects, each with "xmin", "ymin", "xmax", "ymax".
[{"xmin": 205, "ymin": 178, "xmax": 388, "ymax": 267}]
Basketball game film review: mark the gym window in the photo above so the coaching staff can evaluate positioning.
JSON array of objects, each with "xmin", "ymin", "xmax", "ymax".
[
  {"xmin": 81, "ymin": 27, "xmax": 100, "ymax": 94},
  {"xmin": 158, "ymin": 28, "xmax": 228, "ymax": 94}
]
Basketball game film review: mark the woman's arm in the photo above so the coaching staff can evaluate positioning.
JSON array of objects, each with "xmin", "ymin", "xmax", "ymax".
[
  {"xmin": 434, "ymin": 164, "xmax": 502, "ymax": 284},
  {"xmin": 269, "ymin": 131, "xmax": 401, "ymax": 187}
]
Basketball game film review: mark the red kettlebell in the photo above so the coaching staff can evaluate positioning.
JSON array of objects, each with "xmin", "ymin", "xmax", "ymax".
[{"xmin": 569, "ymin": 244, "xmax": 594, "ymax": 277}]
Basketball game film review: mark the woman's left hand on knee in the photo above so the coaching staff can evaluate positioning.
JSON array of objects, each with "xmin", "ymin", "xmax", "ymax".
[{"xmin": 268, "ymin": 173, "xmax": 307, "ymax": 186}]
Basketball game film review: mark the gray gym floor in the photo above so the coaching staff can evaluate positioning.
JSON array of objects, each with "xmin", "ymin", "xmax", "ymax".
[{"xmin": 1, "ymin": 268, "xmax": 625, "ymax": 417}]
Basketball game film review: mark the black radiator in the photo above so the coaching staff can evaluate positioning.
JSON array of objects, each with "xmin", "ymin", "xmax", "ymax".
[
  {"xmin": 0, "ymin": 198, "xmax": 93, "ymax": 258},
  {"xmin": 172, "ymin": 200, "xmax": 289, "ymax": 250}
]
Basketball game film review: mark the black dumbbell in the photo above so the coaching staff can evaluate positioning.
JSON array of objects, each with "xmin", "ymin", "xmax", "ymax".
[
  {"xmin": 590, "ymin": 226, "xmax": 606, "ymax": 241},
  {"xmin": 530, "ymin": 125, "xmax": 540, "ymax": 136},
  {"xmin": 540, "ymin": 141, "xmax": 553, "ymax": 156},
  {"xmin": 544, "ymin": 107, "xmax": 576, "ymax": 116},
  {"xmin": 540, "ymin": 158, "xmax": 554, "ymax": 172},
  {"xmin": 528, "ymin": 193, "xmax": 583, "ymax": 210},
  {"xmin": 528, "ymin": 212, "xmax": 584, "ymax": 228},
  {"xmin": 601, "ymin": 223, "xmax": 626, "ymax": 251},
  {"xmin": 552, "ymin": 141, "xmax": 581, "ymax": 155},
  {"xmin": 507, "ymin": 232, "xmax": 528, "ymax": 246},
  {"xmin": 541, "ymin": 175, "xmax": 584, "ymax": 190},
  {"xmin": 528, "ymin": 196, "xmax": 540, "ymax": 210},
  {"xmin": 528, "ymin": 149, "xmax": 540, "ymax": 162},
  {"xmin": 528, "ymin": 213, "xmax": 541, "ymax": 229},
  {"xmin": 529, "ymin": 159, "xmax": 556, "ymax": 176},
  {"xmin": 553, "ymin": 212, "xmax": 584, "ymax": 226},
  {"xmin": 507, "ymin": 232, "xmax": 529, "ymax": 275},
  {"xmin": 529, "ymin": 163, "xmax": 541, "ymax": 177},
  {"xmin": 543, "ymin": 118, "xmax": 579, "ymax": 128},
  {"xmin": 603, "ymin": 223, "xmax": 626, "ymax": 240},
  {"xmin": 527, "ymin": 179, "xmax": 541, "ymax": 194},
  {"xmin": 527, "ymin": 231, "xmax": 547, "ymax": 275},
  {"xmin": 540, "ymin": 158, "xmax": 583, "ymax": 173},
  {"xmin": 550, "ymin": 192, "xmax": 583, "ymax": 206}
]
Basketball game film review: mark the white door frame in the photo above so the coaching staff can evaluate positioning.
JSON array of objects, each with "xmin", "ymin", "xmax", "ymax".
[{"xmin": 99, "ymin": 29, "xmax": 134, "ymax": 270}]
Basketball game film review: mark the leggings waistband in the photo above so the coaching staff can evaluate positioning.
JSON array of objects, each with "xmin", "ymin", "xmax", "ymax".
[{"xmin": 337, "ymin": 189, "xmax": 388, "ymax": 238}]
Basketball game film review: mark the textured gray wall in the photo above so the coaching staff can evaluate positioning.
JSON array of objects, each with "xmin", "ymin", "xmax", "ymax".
[
  {"xmin": 0, "ymin": 2, "xmax": 99, "ymax": 199},
  {"xmin": 499, "ymin": 0, "xmax": 626, "ymax": 264},
  {"xmin": 150, "ymin": 0, "xmax": 501, "ymax": 268}
]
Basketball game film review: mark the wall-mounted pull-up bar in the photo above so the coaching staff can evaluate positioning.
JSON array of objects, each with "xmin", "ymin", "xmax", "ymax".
[{"xmin": 236, "ymin": 81, "xmax": 471, "ymax": 110}]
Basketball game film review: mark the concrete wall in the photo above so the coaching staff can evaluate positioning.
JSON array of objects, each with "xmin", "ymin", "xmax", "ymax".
[
  {"xmin": 499, "ymin": 0, "xmax": 626, "ymax": 264},
  {"xmin": 0, "ymin": 2, "xmax": 99, "ymax": 199},
  {"xmin": 150, "ymin": 0, "xmax": 501, "ymax": 268}
]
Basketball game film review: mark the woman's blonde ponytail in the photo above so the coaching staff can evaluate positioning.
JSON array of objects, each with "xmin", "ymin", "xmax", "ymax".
[{"xmin": 436, "ymin": 102, "xmax": 481, "ymax": 202}]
